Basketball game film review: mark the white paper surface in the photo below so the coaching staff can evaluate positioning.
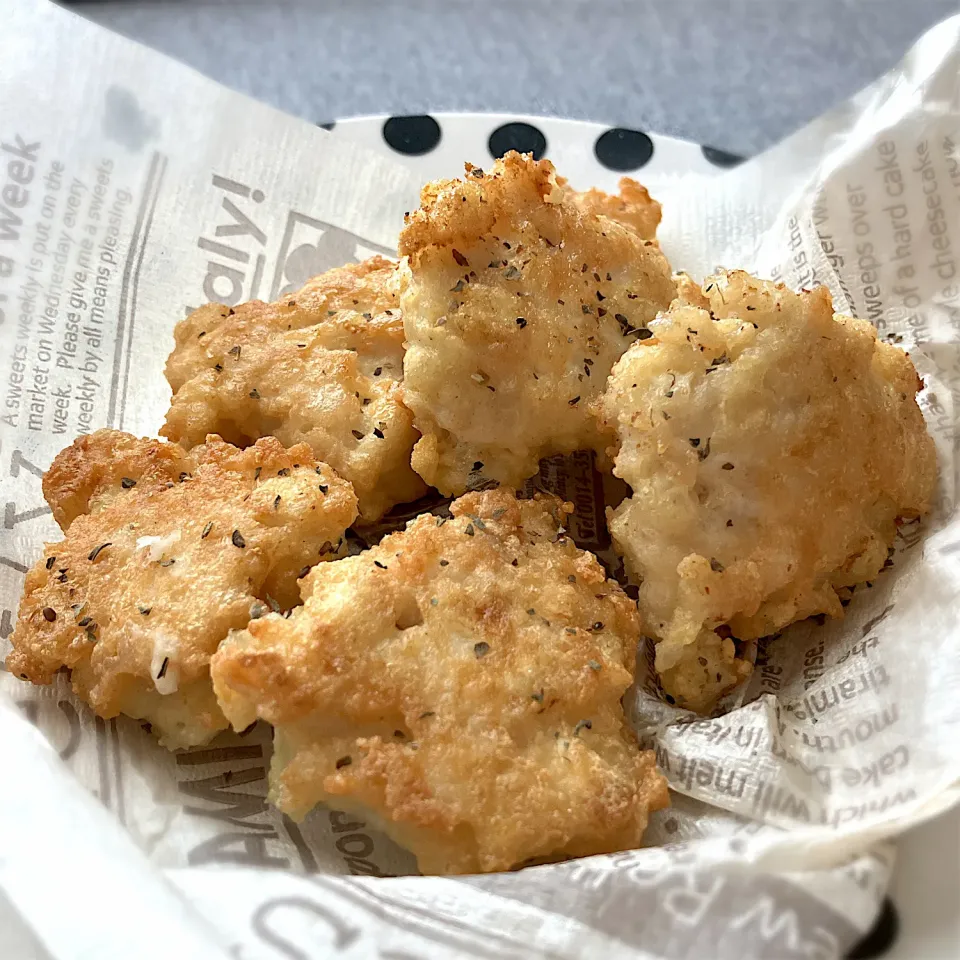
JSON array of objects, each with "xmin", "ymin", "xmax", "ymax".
[{"xmin": 1, "ymin": 2, "xmax": 959, "ymax": 958}]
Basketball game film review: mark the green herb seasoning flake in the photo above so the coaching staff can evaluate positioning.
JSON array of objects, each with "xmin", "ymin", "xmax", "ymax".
[
  {"xmin": 574, "ymin": 719, "xmax": 593, "ymax": 736},
  {"xmin": 474, "ymin": 641, "xmax": 490, "ymax": 658},
  {"xmin": 588, "ymin": 660, "xmax": 602, "ymax": 671},
  {"xmin": 249, "ymin": 388, "xmax": 261, "ymax": 399},
  {"xmin": 121, "ymin": 477, "xmax": 137, "ymax": 489},
  {"xmin": 232, "ymin": 530, "xmax": 246, "ymax": 549},
  {"xmin": 45, "ymin": 556, "xmax": 56, "ymax": 570},
  {"xmin": 87, "ymin": 542, "xmax": 112, "ymax": 562}
]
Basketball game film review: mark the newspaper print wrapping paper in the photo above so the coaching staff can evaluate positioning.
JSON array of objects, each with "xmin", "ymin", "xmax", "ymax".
[{"xmin": 1, "ymin": 1, "xmax": 959, "ymax": 958}]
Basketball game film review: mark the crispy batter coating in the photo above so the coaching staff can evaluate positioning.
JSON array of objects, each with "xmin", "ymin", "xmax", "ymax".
[
  {"xmin": 211, "ymin": 489, "xmax": 668, "ymax": 874},
  {"xmin": 601, "ymin": 271, "xmax": 937, "ymax": 711},
  {"xmin": 398, "ymin": 152, "xmax": 676, "ymax": 496},
  {"xmin": 7, "ymin": 431, "xmax": 357, "ymax": 748},
  {"xmin": 43, "ymin": 429, "xmax": 194, "ymax": 531},
  {"xmin": 162, "ymin": 257, "xmax": 426, "ymax": 520},
  {"xmin": 563, "ymin": 176, "xmax": 662, "ymax": 241}
]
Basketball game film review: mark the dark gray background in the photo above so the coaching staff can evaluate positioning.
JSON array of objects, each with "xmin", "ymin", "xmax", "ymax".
[{"xmin": 72, "ymin": 0, "xmax": 960, "ymax": 157}]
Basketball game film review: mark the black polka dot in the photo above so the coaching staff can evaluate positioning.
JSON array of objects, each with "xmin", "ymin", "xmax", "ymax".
[
  {"xmin": 701, "ymin": 145, "xmax": 746, "ymax": 168},
  {"xmin": 382, "ymin": 115, "xmax": 441, "ymax": 156},
  {"xmin": 317, "ymin": 121, "xmax": 336, "ymax": 131},
  {"xmin": 488, "ymin": 122, "xmax": 547, "ymax": 161},
  {"xmin": 594, "ymin": 128, "xmax": 654, "ymax": 171},
  {"xmin": 846, "ymin": 899, "xmax": 899, "ymax": 959}
]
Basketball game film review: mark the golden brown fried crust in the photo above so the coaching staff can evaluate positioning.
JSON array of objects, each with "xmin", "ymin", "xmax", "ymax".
[
  {"xmin": 398, "ymin": 152, "xmax": 676, "ymax": 495},
  {"xmin": 162, "ymin": 257, "xmax": 426, "ymax": 520},
  {"xmin": 564, "ymin": 177, "xmax": 662, "ymax": 241},
  {"xmin": 212, "ymin": 489, "xmax": 668, "ymax": 874},
  {"xmin": 8, "ymin": 430, "xmax": 357, "ymax": 748},
  {"xmin": 600, "ymin": 270, "xmax": 937, "ymax": 711},
  {"xmin": 43, "ymin": 432, "xmax": 193, "ymax": 531}
]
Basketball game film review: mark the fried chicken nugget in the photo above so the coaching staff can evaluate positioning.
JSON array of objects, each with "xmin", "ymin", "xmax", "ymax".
[
  {"xmin": 7, "ymin": 431, "xmax": 357, "ymax": 748},
  {"xmin": 162, "ymin": 257, "xmax": 426, "ymax": 520},
  {"xmin": 600, "ymin": 271, "xmax": 937, "ymax": 711},
  {"xmin": 398, "ymin": 152, "xmax": 676, "ymax": 495},
  {"xmin": 211, "ymin": 489, "xmax": 668, "ymax": 875}
]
